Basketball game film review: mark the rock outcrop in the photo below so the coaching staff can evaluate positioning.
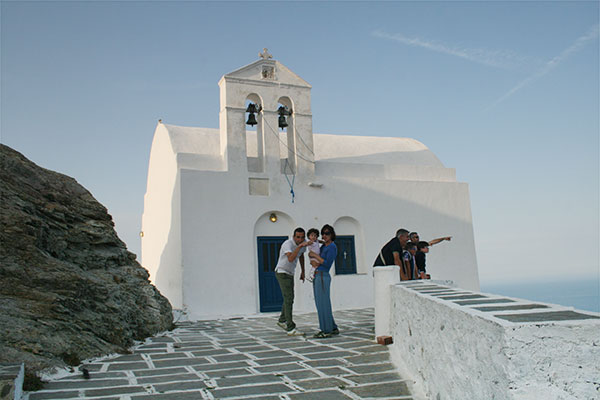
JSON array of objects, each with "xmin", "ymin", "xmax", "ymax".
[{"xmin": 0, "ymin": 144, "xmax": 173, "ymax": 374}]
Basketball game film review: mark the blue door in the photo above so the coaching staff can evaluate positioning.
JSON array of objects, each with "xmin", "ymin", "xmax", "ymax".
[
  {"xmin": 257, "ymin": 236, "xmax": 287, "ymax": 312},
  {"xmin": 335, "ymin": 235, "xmax": 357, "ymax": 275}
]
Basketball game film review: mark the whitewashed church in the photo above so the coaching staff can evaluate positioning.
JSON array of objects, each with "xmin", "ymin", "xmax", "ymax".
[{"xmin": 141, "ymin": 50, "xmax": 479, "ymax": 320}]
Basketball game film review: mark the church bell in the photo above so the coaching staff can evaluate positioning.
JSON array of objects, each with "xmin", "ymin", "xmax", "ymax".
[
  {"xmin": 246, "ymin": 113, "xmax": 258, "ymax": 126},
  {"xmin": 245, "ymin": 103, "xmax": 259, "ymax": 127},
  {"xmin": 277, "ymin": 106, "xmax": 292, "ymax": 130},
  {"xmin": 278, "ymin": 115, "xmax": 288, "ymax": 129}
]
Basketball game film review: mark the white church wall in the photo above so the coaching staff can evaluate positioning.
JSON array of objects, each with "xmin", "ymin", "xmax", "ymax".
[
  {"xmin": 299, "ymin": 175, "xmax": 479, "ymax": 292},
  {"xmin": 315, "ymin": 161, "xmax": 457, "ymax": 182},
  {"xmin": 222, "ymin": 108, "xmax": 248, "ymax": 171},
  {"xmin": 173, "ymin": 155, "xmax": 478, "ymax": 318},
  {"xmin": 384, "ymin": 164, "xmax": 456, "ymax": 182},
  {"xmin": 168, "ymin": 125, "xmax": 220, "ymax": 155},
  {"xmin": 179, "ymin": 170, "xmax": 257, "ymax": 319},
  {"xmin": 141, "ymin": 124, "xmax": 183, "ymax": 308},
  {"xmin": 177, "ymin": 153, "xmax": 224, "ymax": 171}
]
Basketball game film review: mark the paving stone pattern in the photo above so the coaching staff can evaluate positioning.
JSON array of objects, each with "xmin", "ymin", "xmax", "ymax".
[{"xmin": 25, "ymin": 309, "xmax": 412, "ymax": 400}]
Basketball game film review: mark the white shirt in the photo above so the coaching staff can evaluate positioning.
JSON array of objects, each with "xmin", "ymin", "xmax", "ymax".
[
  {"xmin": 308, "ymin": 241, "xmax": 320, "ymax": 261},
  {"xmin": 275, "ymin": 239, "xmax": 306, "ymax": 276}
]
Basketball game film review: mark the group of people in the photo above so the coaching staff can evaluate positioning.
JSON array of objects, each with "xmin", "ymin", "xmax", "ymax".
[
  {"xmin": 273, "ymin": 225, "xmax": 451, "ymax": 339},
  {"xmin": 373, "ymin": 228, "xmax": 451, "ymax": 281},
  {"xmin": 274, "ymin": 225, "xmax": 339, "ymax": 338}
]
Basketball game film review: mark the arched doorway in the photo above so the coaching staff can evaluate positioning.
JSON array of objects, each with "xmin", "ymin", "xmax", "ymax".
[{"xmin": 254, "ymin": 211, "xmax": 295, "ymax": 312}]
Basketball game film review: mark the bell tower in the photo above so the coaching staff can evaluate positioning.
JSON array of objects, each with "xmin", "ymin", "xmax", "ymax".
[{"xmin": 218, "ymin": 49, "xmax": 315, "ymax": 183}]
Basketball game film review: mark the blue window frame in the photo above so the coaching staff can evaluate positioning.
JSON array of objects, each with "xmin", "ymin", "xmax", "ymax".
[{"xmin": 335, "ymin": 235, "xmax": 357, "ymax": 275}]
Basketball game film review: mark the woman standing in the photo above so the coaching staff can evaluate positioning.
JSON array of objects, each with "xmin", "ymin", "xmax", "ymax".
[{"xmin": 308, "ymin": 224, "xmax": 339, "ymax": 338}]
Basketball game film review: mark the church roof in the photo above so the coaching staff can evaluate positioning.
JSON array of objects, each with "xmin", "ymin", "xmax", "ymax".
[
  {"xmin": 160, "ymin": 124, "xmax": 445, "ymax": 168},
  {"xmin": 163, "ymin": 124, "xmax": 220, "ymax": 155},
  {"xmin": 313, "ymin": 134, "xmax": 444, "ymax": 167}
]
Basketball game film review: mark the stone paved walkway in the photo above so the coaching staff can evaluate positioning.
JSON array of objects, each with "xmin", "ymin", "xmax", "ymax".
[{"xmin": 25, "ymin": 309, "xmax": 413, "ymax": 400}]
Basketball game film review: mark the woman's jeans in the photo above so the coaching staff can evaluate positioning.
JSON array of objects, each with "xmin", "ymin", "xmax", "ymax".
[{"xmin": 313, "ymin": 271, "xmax": 337, "ymax": 333}]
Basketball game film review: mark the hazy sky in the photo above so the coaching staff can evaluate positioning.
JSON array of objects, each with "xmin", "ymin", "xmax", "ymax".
[{"xmin": 2, "ymin": 1, "xmax": 598, "ymax": 284}]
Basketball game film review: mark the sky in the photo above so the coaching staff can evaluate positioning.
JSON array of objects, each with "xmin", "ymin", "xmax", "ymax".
[{"xmin": 1, "ymin": 1, "xmax": 598, "ymax": 285}]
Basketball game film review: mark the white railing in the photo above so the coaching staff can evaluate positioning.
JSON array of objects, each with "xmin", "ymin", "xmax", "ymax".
[{"xmin": 373, "ymin": 267, "xmax": 600, "ymax": 400}]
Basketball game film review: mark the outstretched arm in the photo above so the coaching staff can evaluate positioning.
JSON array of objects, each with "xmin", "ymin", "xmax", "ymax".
[
  {"xmin": 429, "ymin": 236, "xmax": 452, "ymax": 246},
  {"xmin": 286, "ymin": 241, "xmax": 309, "ymax": 262}
]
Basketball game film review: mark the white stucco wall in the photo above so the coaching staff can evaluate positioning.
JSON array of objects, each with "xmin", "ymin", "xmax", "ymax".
[
  {"xmin": 381, "ymin": 280, "xmax": 600, "ymax": 400},
  {"xmin": 141, "ymin": 124, "xmax": 183, "ymax": 308},
  {"xmin": 175, "ymin": 161, "xmax": 478, "ymax": 319}
]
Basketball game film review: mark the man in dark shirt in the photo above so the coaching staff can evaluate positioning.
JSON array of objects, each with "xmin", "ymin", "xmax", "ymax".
[
  {"xmin": 404, "ymin": 241, "xmax": 418, "ymax": 280},
  {"xmin": 373, "ymin": 228, "xmax": 411, "ymax": 280}
]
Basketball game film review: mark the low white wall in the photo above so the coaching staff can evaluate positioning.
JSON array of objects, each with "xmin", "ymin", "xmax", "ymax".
[
  {"xmin": 373, "ymin": 266, "xmax": 400, "ymax": 337},
  {"xmin": 330, "ymin": 273, "xmax": 373, "ymax": 311},
  {"xmin": 294, "ymin": 270, "xmax": 374, "ymax": 315},
  {"xmin": 14, "ymin": 363, "xmax": 23, "ymax": 400},
  {"xmin": 373, "ymin": 276, "xmax": 600, "ymax": 400}
]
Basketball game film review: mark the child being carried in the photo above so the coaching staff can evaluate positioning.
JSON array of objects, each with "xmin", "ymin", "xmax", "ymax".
[{"xmin": 306, "ymin": 228, "xmax": 322, "ymax": 283}]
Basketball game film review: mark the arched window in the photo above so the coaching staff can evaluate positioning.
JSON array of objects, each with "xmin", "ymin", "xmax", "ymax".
[
  {"xmin": 277, "ymin": 96, "xmax": 295, "ymax": 175},
  {"xmin": 333, "ymin": 217, "xmax": 365, "ymax": 275},
  {"xmin": 245, "ymin": 94, "xmax": 264, "ymax": 173}
]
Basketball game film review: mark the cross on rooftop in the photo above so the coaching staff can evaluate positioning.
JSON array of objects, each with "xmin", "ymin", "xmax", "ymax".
[{"xmin": 259, "ymin": 48, "xmax": 273, "ymax": 59}]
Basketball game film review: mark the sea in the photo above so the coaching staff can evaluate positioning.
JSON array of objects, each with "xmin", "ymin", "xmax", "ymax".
[{"xmin": 480, "ymin": 278, "xmax": 600, "ymax": 313}]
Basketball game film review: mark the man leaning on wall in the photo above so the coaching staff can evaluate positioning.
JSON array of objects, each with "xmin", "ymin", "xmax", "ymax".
[{"xmin": 373, "ymin": 228, "xmax": 411, "ymax": 280}]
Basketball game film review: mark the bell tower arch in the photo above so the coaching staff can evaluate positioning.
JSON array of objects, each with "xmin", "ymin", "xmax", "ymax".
[
  {"xmin": 218, "ymin": 49, "xmax": 315, "ymax": 180},
  {"xmin": 245, "ymin": 93, "xmax": 265, "ymax": 173}
]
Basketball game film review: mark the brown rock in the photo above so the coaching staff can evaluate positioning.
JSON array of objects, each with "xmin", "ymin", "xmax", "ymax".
[{"xmin": 0, "ymin": 144, "xmax": 173, "ymax": 374}]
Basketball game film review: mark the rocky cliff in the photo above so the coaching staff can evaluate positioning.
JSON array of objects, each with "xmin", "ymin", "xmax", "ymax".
[{"xmin": 0, "ymin": 144, "xmax": 173, "ymax": 374}]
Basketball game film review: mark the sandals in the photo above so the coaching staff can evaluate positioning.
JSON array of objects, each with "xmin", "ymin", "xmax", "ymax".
[{"xmin": 313, "ymin": 331, "xmax": 332, "ymax": 339}]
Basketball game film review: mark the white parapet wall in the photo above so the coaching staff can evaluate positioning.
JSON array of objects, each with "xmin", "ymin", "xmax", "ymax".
[
  {"xmin": 374, "ymin": 266, "xmax": 401, "ymax": 338},
  {"xmin": 0, "ymin": 363, "xmax": 24, "ymax": 400},
  {"xmin": 372, "ymin": 274, "xmax": 600, "ymax": 400}
]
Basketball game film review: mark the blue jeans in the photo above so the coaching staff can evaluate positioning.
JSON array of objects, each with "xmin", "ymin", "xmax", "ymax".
[{"xmin": 313, "ymin": 271, "xmax": 337, "ymax": 333}]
